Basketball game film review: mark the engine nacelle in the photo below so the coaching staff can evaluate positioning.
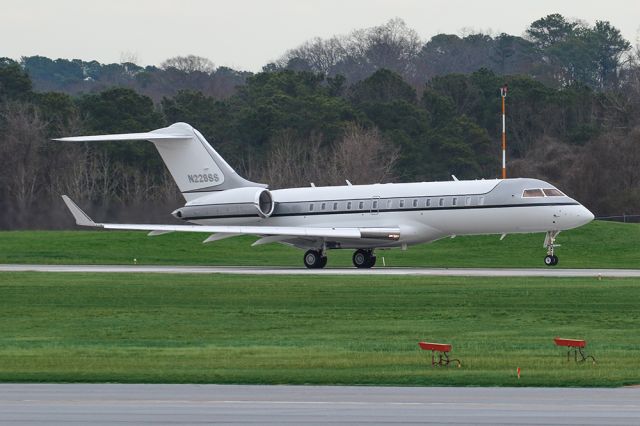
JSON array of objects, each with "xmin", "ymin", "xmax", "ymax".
[{"xmin": 173, "ymin": 187, "xmax": 274, "ymax": 220}]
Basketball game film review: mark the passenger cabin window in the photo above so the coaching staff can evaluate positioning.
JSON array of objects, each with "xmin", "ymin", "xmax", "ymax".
[
  {"xmin": 543, "ymin": 188, "xmax": 565, "ymax": 197},
  {"xmin": 439, "ymin": 198, "xmax": 444, "ymax": 207},
  {"xmin": 522, "ymin": 189, "xmax": 545, "ymax": 198},
  {"xmin": 399, "ymin": 199, "xmax": 405, "ymax": 208},
  {"xmin": 426, "ymin": 199, "xmax": 431, "ymax": 207},
  {"xmin": 465, "ymin": 196, "xmax": 471, "ymax": 206},
  {"xmin": 309, "ymin": 203, "xmax": 314, "ymax": 211},
  {"xmin": 412, "ymin": 199, "xmax": 418, "ymax": 207},
  {"xmin": 452, "ymin": 197, "xmax": 457, "ymax": 206},
  {"xmin": 347, "ymin": 201, "xmax": 352, "ymax": 210},
  {"xmin": 333, "ymin": 202, "xmax": 338, "ymax": 210},
  {"xmin": 387, "ymin": 199, "xmax": 392, "ymax": 208},
  {"xmin": 372, "ymin": 200, "xmax": 378, "ymax": 209},
  {"xmin": 359, "ymin": 201, "xmax": 364, "ymax": 209},
  {"xmin": 479, "ymin": 196, "xmax": 485, "ymax": 205},
  {"xmin": 321, "ymin": 202, "xmax": 326, "ymax": 210}
]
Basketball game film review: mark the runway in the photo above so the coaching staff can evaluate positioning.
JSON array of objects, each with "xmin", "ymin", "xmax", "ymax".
[
  {"xmin": 2, "ymin": 263, "xmax": 640, "ymax": 277},
  {"xmin": 1, "ymin": 384, "xmax": 638, "ymax": 425}
]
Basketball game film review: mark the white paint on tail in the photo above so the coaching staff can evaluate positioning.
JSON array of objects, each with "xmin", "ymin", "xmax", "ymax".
[{"xmin": 54, "ymin": 122, "xmax": 265, "ymax": 201}]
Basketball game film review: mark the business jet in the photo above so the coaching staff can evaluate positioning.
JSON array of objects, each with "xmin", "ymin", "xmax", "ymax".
[{"xmin": 56, "ymin": 122, "xmax": 594, "ymax": 269}]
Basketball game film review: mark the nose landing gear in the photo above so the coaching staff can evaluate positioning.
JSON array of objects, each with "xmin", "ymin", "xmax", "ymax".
[
  {"xmin": 544, "ymin": 231, "xmax": 560, "ymax": 266},
  {"xmin": 544, "ymin": 254, "xmax": 558, "ymax": 266}
]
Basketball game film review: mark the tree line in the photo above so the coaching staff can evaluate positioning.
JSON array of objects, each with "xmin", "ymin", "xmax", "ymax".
[{"xmin": 1, "ymin": 14, "xmax": 639, "ymax": 229}]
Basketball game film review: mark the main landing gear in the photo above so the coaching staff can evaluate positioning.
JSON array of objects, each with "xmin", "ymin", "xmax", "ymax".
[
  {"xmin": 303, "ymin": 249, "xmax": 327, "ymax": 269},
  {"xmin": 352, "ymin": 249, "xmax": 376, "ymax": 269},
  {"xmin": 544, "ymin": 231, "xmax": 560, "ymax": 266},
  {"xmin": 303, "ymin": 248, "xmax": 378, "ymax": 269}
]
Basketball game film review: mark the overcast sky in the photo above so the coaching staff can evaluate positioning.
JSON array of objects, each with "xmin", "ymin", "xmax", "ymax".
[{"xmin": 2, "ymin": 0, "xmax": 639, "ymax": 71}]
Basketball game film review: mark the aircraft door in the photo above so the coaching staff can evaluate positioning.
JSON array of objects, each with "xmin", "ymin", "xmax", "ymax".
[{"xmin": 370, "ymin": 195, "xmax": 380, "ymax": 215}]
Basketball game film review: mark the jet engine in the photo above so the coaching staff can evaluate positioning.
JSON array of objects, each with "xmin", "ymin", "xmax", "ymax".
[{"xmin": 173, "ymin": 187, "xmax": 275, "ymax": 220}]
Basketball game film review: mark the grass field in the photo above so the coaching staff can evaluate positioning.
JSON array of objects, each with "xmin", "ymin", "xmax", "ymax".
[
  {"xmin": 0, "ymin": 220, "xmax": 638, "ymax": 268},
  {"xmin": 0, "ymin": 272, "xmax": 638, "ymax": 386}
]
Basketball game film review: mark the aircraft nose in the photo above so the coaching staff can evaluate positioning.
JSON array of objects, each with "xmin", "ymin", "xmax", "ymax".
[{"xmin": 577, "ymin": 205, "xmax": 595, "ymax": 226}]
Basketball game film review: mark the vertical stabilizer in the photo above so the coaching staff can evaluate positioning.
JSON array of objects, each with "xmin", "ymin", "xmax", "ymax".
[
  {"xmin": 149, "ymin": 123, "xmax": 266, "ymax": 199},
  {"xmin": 54, "ymin": 122, "xmax": 266, "ymax": 201}
]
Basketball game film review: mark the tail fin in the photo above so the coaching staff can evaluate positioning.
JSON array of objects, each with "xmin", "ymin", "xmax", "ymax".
[{"xmin": 54, "ymin": 122, "xmax": 265, "ymax": 200}]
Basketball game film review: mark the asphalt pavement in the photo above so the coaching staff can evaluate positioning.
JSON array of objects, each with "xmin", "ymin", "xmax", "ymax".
[
  {"xmin": 2, "ymin": 264, "xmax": 640, "ymax": 277},
  {"xmin": 1, "ymin": 384, "xmax": 638, "ymax": 425}
]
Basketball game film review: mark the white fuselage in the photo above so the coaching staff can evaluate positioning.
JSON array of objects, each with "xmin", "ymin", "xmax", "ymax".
[{"xmin": 181, "ymin": 178, "xmax": 594, "ymax": 250}]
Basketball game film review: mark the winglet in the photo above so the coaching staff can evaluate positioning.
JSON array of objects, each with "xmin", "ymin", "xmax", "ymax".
[{"xmin": 61, "ymin": 195, "xmax": 99, "ymax": 227}]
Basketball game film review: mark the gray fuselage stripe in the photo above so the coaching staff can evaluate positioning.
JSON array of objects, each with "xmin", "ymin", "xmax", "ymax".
[{"xmin": 182, "ymin": 202, "xmax": 580, "ymax": 221}]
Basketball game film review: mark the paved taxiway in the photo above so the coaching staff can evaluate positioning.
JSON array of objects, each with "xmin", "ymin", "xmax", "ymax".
[
  {"xmin": 2, "ymin": 263, "xmax": 640, "ymax": 277},
  {"xmin": 1, "ymin": 384, "xmax": 639, "ymax": 425}
]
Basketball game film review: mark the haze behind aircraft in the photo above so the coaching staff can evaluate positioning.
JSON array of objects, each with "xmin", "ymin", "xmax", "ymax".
[{"xmin": 56, "ymin": 122, "xmax": 594, "ymax": 268}]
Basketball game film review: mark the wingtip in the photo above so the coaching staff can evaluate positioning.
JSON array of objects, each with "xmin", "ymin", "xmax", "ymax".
[{"xmin": 61, "ymin": 195, "xmax": 98, "ymax": 227}]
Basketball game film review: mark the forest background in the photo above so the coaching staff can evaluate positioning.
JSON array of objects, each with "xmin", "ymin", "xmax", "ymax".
[{"xmin": 1, "ymin": 14, "xmax": 639, "ymax": 228}]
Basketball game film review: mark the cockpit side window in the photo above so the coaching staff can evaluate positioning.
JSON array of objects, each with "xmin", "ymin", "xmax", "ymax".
[
  {"xmin": 543, "ymin": 188, "xmax": 565, "ymax": 197},
  {"xmin": 522, "ymin": 189, "xmax": 545, "ymax": 198}
]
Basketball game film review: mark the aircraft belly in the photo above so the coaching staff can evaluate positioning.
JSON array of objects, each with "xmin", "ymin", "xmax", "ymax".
[{"xmin": 191, "ymin": 211, "xmax": 443, "ymax": 247}]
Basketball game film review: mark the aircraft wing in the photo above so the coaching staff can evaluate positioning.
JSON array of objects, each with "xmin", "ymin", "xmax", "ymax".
[{"xmin": 61, "ymin": 196, "xmax": 401, "ymax": 241}]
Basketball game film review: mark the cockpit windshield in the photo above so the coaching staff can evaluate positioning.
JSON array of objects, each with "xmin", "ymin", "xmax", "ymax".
[
  {"xmin": 543, "ymin": 188, "xmax": 565, "ymax": 197},
  {"xmin": 522, "ymin": 189, "xmax": 544, "ymax": 198},
  {"xmin": 522, "ymin": 188, "xmax": 565, "ymax": 198}
]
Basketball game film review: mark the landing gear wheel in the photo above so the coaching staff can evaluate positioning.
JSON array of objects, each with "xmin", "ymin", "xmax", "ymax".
[
  {"xmin": 544, "ymin": 255, "xmax": 559, "ymax": 266},
  {"xmin": 543, "ymin": 231, "xmax": 560, "ymax": 267},
  {"xmin": 304, "ymin": 250, "xmax": 325, "ymax": 269},
  {"xmin": 366, "ymin": 256, "xmax": 377, "ymax": 268},
  {"xmin": 353, "ymin": 249, "xmax": 375, "ymax": 269}
]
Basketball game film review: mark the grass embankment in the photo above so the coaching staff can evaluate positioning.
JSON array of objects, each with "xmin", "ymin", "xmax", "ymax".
[
  {"xmin": 0, "ymin": 220, "xmax": 638, "ymax": 268},
  {"xmin": 0, "ymin": 272, "xmax": 638, "ymax": 386}
]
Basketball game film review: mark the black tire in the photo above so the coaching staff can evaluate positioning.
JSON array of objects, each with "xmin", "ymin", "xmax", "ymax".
[
  {"xmin": 544, "ymin": 255, "xmax": 555, "ymax": 266},
  {"xmin": 366, "ymin": 256, "xmax": 377, "ymax": 268},
  {"xmin": 551, "ymin": 255, "xmax": 559, "ymax": 266},
  {"xmin": 319, "ymin": 256, "xmax": 328, "ymax": 269},
  {"xmin": 353, "ymin": 250, "xmax": 366, "ymax": 268},
  {"xmin": 304, "ymin": 250, "xmax": 322, "ymax": 269},
  {"xmin": 353, "ymin": 249, "xmax": 374, "ymax": 268}
]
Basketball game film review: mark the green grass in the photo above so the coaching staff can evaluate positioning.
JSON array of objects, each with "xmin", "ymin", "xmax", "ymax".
[
  {"xmin": 0, "ymin": 220, "xmax": 638, "ymax": 268},
  {"xmin": 0, "ymin": 272, "xmax": 639, "ymax": 386}
]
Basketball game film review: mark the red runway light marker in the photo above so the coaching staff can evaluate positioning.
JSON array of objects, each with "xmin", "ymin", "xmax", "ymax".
[{"xmin": 517, "ymin": 367, "xmax": 521, "ymax": 379}]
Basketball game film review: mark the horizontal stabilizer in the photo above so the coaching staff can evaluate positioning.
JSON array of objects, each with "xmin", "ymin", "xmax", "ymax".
[{"xmin": 53, "ymin": 133, "xmax": 191, "ymax": 142}]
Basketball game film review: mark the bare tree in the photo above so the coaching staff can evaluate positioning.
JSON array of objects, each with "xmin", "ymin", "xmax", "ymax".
[
  {"xmin": 568, "ymin": 129, "xmax": 640, "ymax": 215},
  {"xmin": 257, "ymin": 125, "xmax": 398, "ymax": 189},
  {"xmin": 160, "ymin": 55, "xmax": 216, "ymax": 74},
  {"xmin": 280, "ymin": 36, "xmax": 348, "ymax": 75},
  {"xmin": 278, "ymin": 18, "xmax": 422, "ymax": 82},
  {"xmin": 328, "ymin": 124, "xmax": 399, "ymax": 185},
  {"xmin": 0, "ymin": 102, "xmax": 48, "ymax": 212},
  {"xmin": 260, "ymin": 130, "xmax": 324, "ymax": 188},
  {"xmin": 119, "ymin": 51, "xmax": 139, "ymax": 65}
]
